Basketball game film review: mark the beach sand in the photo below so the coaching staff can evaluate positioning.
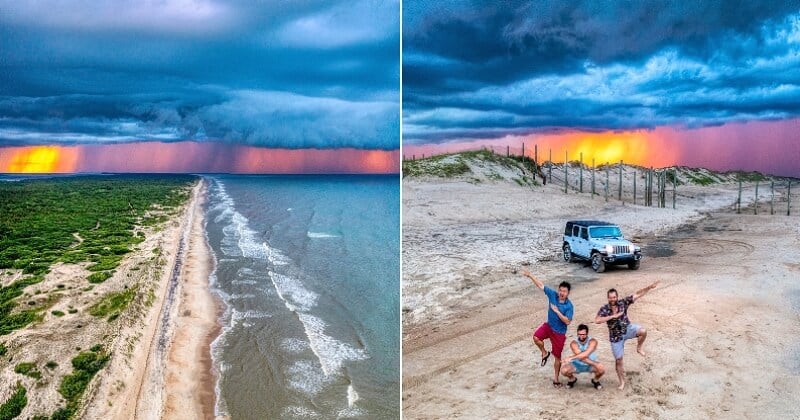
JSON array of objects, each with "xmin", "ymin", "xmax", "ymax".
[
  {"xmin": 402, "ymin": 173, "xmax": 800, "ymax": 418},
  {"xmin": 81, "ymin": 178, "xmax": 219, "ymax": 419}
]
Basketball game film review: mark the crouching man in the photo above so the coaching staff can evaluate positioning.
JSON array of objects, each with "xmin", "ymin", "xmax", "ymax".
[{"xmin": 561, "ymin": 324, "xmax": 605, "ymax": 389}]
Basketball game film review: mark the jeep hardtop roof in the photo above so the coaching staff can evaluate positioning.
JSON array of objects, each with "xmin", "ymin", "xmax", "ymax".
[
  {"xmin": 565, "ymin": 220, "xmax": 616, "ymax": 228},
  {"xmin": 564, "ymin": 220, "xmax": 618, "ymax": 236}
]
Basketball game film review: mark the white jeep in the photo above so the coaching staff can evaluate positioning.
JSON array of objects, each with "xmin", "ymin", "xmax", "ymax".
[{"xmin": 562, "ymin": 220, "xmax": 642, "ymax": 273}]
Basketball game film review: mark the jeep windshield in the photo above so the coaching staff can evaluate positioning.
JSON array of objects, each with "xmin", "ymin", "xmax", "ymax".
[{"xmin": 589, "ymin": 226, "xmax": 622, "ymax": 238}]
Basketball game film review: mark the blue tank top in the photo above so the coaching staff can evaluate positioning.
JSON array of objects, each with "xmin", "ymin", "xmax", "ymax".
[{"xmin": 576, "ymin": 336, "xmax": 597, "ymax": 362}]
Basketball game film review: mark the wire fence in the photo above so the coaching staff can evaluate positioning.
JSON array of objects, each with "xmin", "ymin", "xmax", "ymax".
[{"xmin": 403, "ymin": 144, "xmax": 797, "ymax": 216}]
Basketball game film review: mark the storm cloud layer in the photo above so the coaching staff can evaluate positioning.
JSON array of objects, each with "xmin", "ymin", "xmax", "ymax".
[
  {"xmin": 0, "ymin": 0, "xmax": 399, "ymax": 149},
  {"xmin": 403, "ymin": 1, "xmax": 800, "ymax": 144}
]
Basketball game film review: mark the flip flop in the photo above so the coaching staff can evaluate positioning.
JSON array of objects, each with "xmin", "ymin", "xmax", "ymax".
[
  {"xmin": 566, "ymin": 378, "xmax": 578, "ymax": 389},
  {"xmin": 540, "ymin": 351, "xmax": 551, "ymax": 367},
  {"xmin": 592, "ymin": 379, "xmax": 603, "ymax": 390},
  {"xmin": 552, "ymin": 381, "xmax": 562, "ymax": 389}
]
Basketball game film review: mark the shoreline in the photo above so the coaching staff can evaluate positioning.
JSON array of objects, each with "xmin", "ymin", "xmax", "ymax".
[{"xmin": 162, "ymin": 177, "xmax": 223, "ymax": 419}]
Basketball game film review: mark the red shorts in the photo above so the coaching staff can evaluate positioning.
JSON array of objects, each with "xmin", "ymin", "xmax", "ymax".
[{"xmin": 533, "ymin": 322, "xmax": 566, "ymax": 358}]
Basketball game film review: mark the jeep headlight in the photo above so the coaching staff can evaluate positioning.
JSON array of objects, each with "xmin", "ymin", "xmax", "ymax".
[
  {"xmin": 634, "ymin": 245, "xmax": 641, "ymax": 252},
  {"xmin": 605, "ymin": 244, "xmax": 614, "ymax": 254}
]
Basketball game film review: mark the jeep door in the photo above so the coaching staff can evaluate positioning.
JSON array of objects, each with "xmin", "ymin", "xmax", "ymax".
[{"xmin": 574, "ymin": 226, "xmax": 590, "ymax": 258}]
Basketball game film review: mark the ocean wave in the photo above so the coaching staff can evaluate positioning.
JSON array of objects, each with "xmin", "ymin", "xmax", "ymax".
[
  {"xmin": 337, "ymin": 407, "xmax": 366, "ymax": 418},
  {"xmin": 307, "ymin": 231, "xmax": 341, "ymax": 238},
  {"xmin": 298, "ymin": 313, "xmax": 368, "ymax": 376},
  {"xmin": 230, "ymin": 279, "xmax": 258, "ymax": 286},
  {"xmin": 347, "ymin": 384, "xmax": 359, "ymax": 408},
  {"xmin": 269, "ymin": 271, "xmax": 319, "ymax": 312},
  {"xmin": 282, "ymin": 405, "xmax": 320, "ymax": 418},
  {"xmin": 281, "ymin": 337, "xmax": 310, "ymax": 354},
  {"xmin": 285, "ymin": 360, "xmax": 331, "ymax": 396}
]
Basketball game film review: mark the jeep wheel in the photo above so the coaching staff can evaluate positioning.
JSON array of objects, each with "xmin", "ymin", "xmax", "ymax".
[
  {"xmin": 591, "ymin": 253, "xmax": 606, "ymax": 273},
  {"xmin": 563, "ymin": 244, "xmax": 574, "ymax": 262},
  {"xmin": 628, "ymin": 260, "xmax": 640, "ymax": 270}
]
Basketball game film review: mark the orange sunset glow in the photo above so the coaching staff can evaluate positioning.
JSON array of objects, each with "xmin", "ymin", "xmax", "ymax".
[
  {"xmin": 404, "ymin": 129, "xmax": 678, "ymax": 168},
  {"xmin": 0, "ymin": 142, "xmax": 400, "ymax": 174},
  {"xmin": 3, "ymin": 146, "xmax": 79, "ymax": 173}
]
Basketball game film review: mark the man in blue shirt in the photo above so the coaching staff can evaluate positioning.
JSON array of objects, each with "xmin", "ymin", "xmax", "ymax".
[{"xmin": 523, "ymin": 270, "xmax": 574, "ymax": 388}]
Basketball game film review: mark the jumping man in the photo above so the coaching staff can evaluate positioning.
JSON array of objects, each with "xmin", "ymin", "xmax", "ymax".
[
  {"xmin": 595, "ymin": 280, "xmax": 659, "ymax": 390},
  {"xmin": 522, "ymin": 270, "xmax": 573, "ymax": 388}
]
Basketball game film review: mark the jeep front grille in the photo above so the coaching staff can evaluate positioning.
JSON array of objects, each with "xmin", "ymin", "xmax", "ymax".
[{"xmin": 613, "ymin": 245, "xmax": 631, "ymax": 254}]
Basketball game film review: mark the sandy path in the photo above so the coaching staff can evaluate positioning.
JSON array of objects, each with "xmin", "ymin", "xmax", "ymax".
[{"xmin": 402, "ymin": 212, "xmax": 800, "ymax": 419}]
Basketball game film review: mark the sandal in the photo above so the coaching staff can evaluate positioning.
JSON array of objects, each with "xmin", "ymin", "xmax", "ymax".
[
  {"xmin": 591, "ymin": 379, "xmax": 602, "ymax": 390},
  {"xmin": 566, "ymin": 378, "xmax": 578, "ymax": 389},
  {"xmin": 552, "ymin": 381, "xmax": 562, "ymax": 389},
  {"xmin": 540, "ymin": 351, "xmax": 551, "ymax": 367}
]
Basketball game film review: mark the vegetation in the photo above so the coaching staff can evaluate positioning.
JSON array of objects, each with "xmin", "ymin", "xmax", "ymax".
[
  {"xmin": 0, "ymin": 342, "xmax": 6, "ymax": 356},
  {"xmin": 14, "ymin": 362, "xmax": 41, "ymax": 379},
  {"xmin": 46, "ymin": 361, "xmax": 58, "ymax": 369},
  {"xmin": 51, "ymin": 310, "xmax": 65, "ymax": 317},
  {"xmin": 86, "ymin": 271, "xmax": 113, "ymax": 284},
  {"xmin": 402, "ymin": 154, "xmax": 470, "ymax": 178},
  {"xmin": 88, "ymin": 287, "xmax": 137, "ymax": 320},
  {"xmin": 403, "ymin": 150, "xmax": 542, "ymax": 182},
  {"xmin": 50, "ymin": 345, "xmax": 110, "ymax": 419},
  {"xmin": 0, "ymin": 175, "xmax": 194, "ymax": 336},
  {"xmin": 732, "ymin": 170, "xmax": 768, "ymax": 182},
  {"xmin": 0, "ymin": 384, "xmax": 26, "ymax": 420},
  {"xmin": 687, "ymin": 174, "xmax": 717, "ymax": 186},
  {"xmin": 54, "ymin": 347, "xmax": 110, "ymax": 419}
]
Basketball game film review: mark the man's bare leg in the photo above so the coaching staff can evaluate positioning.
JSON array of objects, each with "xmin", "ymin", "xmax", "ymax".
[
  {"xmin": 553, "ymin": 357, "xmax": 562, "ymax": 384},
  {"xmin": 615, "ymin": 358, "xmax": 625, "ymax": 390},
  {"xmin": 560, "ymin": 363, "xmax": 576, "ymax": 381},
  {"xmin": 636, "ymin": 328, "xmax": 648, "ymax": 356},
  {"xmin": 533, "ymin": 336, "xmax": 548, "ymax": 359}
]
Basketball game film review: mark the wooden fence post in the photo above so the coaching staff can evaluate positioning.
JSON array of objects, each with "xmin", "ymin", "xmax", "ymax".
[
  {"xmin": 605, "ymin": 164, "xmax": 610, "ymax": 202},
  {"xmin": 633, "ymin": 170, "xmax": 637, "ymax": 205},
  {"xmin": 770, "ymin": 180, "xmax": 775, "ymax": 215},
  {"xmin": 672, "ymin": 169, "xmax": 677, "ymax": 209},
  {"xmin": 564, "ymin": 150, "xmax": 568, "ymax": 194},
  {"xmin": 579, "ymin": 152, "xmax": 584, "ymax": 193},
  {"xmin": 754, "ymin": 180, "xmax": 759, "ymax": 215},
  {"xmin": 591, "ymin": 158, "xmax": 596, "ymax": 198},
  {"xmin": 548, "ymin": 149, "xmax": 552, "ymax": 184},
  {"xmin": 788, "ymin": 181, "xmax": 792, "ymax": 216},
  {"xmin": 737, "ymin": 179, "xmax": 742, "ymax": 213},
  {"xmin": 618, "ymin": 160, "xmax": 623, "ymax": 201}
]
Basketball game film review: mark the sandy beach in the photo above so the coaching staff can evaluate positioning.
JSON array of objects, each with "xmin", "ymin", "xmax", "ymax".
[
  {"xmin": 402, "ymin": 159, "xmax": 800, "ymax": 419},
  {"xmin": 81, "ymin": 178, "xmax": 220, "ymax": 419}
]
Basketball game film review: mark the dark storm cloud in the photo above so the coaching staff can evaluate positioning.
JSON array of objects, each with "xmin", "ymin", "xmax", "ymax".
[
  {"xmin": 403, "ymin": 0, "xmax": 800, "ymax": 144},
  {"xmin": 0, "ymin": 0, "xmax": 399, "ymax": 149}
]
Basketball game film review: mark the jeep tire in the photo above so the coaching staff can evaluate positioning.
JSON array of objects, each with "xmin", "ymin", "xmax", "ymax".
[
  {"xmin": 563, "ymin": 243, "xmax": 574, "ymax": 263},
  {"xmin": 628, "ymin": 260, "xmax": 640, "ymax": 270},
  {"xmin": 591, "ymin": 253, "xmax": 606, "ymax": 273}
]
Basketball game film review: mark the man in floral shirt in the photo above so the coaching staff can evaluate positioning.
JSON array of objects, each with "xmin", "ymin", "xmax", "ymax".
[{"xmin": 595, "ymin": 280, "xmax": 659, "ymax": 390}]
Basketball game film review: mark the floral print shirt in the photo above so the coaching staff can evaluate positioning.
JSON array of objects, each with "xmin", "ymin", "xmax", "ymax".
[{"xmin": 597, "ymin": 295, "xmax": 635, "ymax": 342}]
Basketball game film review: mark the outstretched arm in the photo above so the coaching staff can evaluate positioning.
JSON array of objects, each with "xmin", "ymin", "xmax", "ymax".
[
  {"xmin": 633, "ymin": 280, "xmax": 660, "ymax": 301},
  {"xmin": 522, "ymin": 270, "xmax": 544, "ymax": 290}
]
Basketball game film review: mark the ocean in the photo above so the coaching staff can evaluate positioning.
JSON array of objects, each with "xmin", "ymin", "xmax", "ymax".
[{"xmin": 204, "ymin": 175, "xmax": 400, "ymax": 419}]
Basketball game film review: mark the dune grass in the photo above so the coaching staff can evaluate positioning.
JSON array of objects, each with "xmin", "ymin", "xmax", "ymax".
[{"xmin": 0, "ymin": 175, "xmax": 194, "ymax": 336}]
